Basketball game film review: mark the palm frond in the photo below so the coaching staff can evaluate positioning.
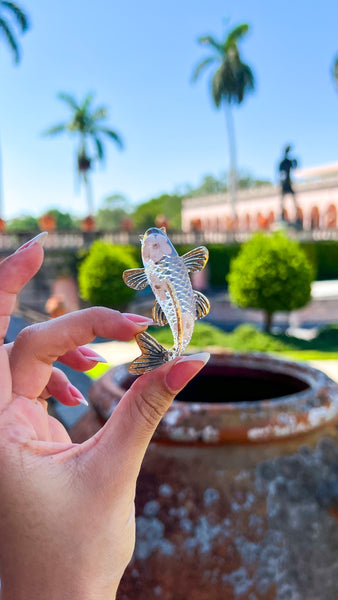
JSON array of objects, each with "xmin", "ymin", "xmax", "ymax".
[
  {"xmin": 1, "ymin": 1, "xmax": 29, "ymax": 31},
  {"xmin": 197, "ymin": 35, "xmax": 223, "ymax": 55},
  {"xmin": 332, "ymin": 55, "xmax": 338, "ymax": 89},
  {"xmin": 94, "ymin": 136, "xmax": 104, "ymax": 161},
  {"xmin": 81, "ymin": 92, "xmax": 95, "ymax": 112},
  {"xmin": 42, "ymin": 123, "xmax": 68, "ymax": 137},
  {"xmin": 191, "ymin": 56, "xmax": 217, "ymax": 82},
  {"xmin": 235, "ymin": 63, "xmax": 255, "ymax": 103},
  {"xmin": 212, "ymin": 66, "xmax": 229, "ymax": 107},
  {"xmin": 57, "ymin": 92, "xmax": 80, "ymax": 111},
  {"xmin": 90, "ymin": 107, "xmax": 107, "ymax": 121},
  {"xmin": 0, "ymin": 17, "xmax": 19, "ymax": 62},
  {"xmin": 101, "ymin": 129, "xmax": 123, "ymax": 150},
  {"xmin": 225, "ymin": 23, "xmax": 250, "ymax": 49}
]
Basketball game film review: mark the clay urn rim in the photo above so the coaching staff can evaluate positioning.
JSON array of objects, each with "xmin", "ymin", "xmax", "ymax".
[{"xmin": 90, "ymin": 352, "xmax": 338, "ymax": 445}]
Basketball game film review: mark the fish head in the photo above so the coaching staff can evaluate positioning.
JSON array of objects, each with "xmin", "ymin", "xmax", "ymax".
[{"xmin": 141, "ymin": 227, "xmax": 177, "ymax": 265}]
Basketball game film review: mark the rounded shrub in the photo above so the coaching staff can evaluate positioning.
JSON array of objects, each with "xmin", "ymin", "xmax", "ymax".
[
  {"xmin": 78, "ymin": 241, "xmax": 138, "ymax": 309},
  {"xmin": 228, "ymin": 232, "xmax": 315, "ymax": 331}
]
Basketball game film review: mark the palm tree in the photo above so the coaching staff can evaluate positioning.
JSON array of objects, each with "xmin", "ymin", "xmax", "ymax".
[
  {"xmin": 0, "ymin": 2, "xmax": 29, "ymax": 218},
  {"xmin": 43, "ymin": 92, "xmax": 124, "ymax": 215},
  {"xmin": 0, "ymin": 1, "xmax": 29, "ymax": 63},
  {"xmin": 332, "ymin": 54, "xmax": 338, "ymax": 90},
  {"xmin": 192, "ymin": 22, "xmax": 255, "ymax": 218}
]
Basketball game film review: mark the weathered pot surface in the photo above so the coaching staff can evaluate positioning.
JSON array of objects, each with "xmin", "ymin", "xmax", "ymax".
[{"xmin": 88, "ymin": 352, "xmax": 338, "ymax": 600}]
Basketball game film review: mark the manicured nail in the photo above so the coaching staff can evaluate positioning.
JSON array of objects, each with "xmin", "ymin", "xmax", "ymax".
[
  {"xmin": 67, "ymin": 384, "xmax": 89, "ymax": 406},
  {"xmin": 123, "ymin": 313, "xmax": 154, "ymax": 326},
  {"xmin": 165, "ymin": 352, "xmax": 210, "ymax": 392},
  {"xmin": 16, "ymin": 231, "xmax": 48, "ymax": 252},
  {"xmin": 78, "ymin": 346, "xmax": 107, "ymax": 363}
]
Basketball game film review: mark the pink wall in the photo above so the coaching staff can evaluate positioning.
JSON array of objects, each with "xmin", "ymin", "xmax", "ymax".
[{"xmin": 182, "ymin": 174, "xmax": 338, "ymax": 232}]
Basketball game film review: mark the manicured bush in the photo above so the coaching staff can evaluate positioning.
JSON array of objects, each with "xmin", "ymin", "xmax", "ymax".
[
  {"xmin": 78, "ymin": 241, "xmax": 138, "ymax": 309},
  {"xmin": 228, "ymin": 232, "xmax": 315, "ymax": 332}
]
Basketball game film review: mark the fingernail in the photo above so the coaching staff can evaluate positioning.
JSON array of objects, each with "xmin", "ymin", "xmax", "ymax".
[
  {"xmin": 67, "ymin": 384, "xmax": 89, "ymax": 407},
  {"xmin": 123, "ymin": 313, "xmax": 154, "ymax": 326},
  {"xmin": 78, "ymin": 346, "xmax": 108, "ymax": 363},
  {"xmin": 16, "ymin": 231, "xmax": 48, "ymax": 252},
  {"xmin": 165, "ymin": 352, "xmax": 210, "ymax": 392}
]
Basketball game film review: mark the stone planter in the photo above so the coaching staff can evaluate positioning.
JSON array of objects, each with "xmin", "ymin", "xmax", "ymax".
[{"xmin": 86, "ymin": 353, "xmax": 338, "ymax": 600}]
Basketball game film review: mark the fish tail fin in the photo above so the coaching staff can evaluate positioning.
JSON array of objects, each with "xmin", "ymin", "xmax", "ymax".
[{"xmin": 129, "ymin": 331, "xmax": 170, "ymax": 375}]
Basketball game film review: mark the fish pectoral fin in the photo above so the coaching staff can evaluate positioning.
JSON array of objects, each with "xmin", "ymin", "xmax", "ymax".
[
  {"xmin": 152, "ymin": 300, "xmax": 168, "ymax": 326},
  {"xmin": 123, "ymin": 268, "xmax": 148, "ymax": 290},
  {"xmin": 181, "ymin": 246, "xmax": 209, "ymax": 273},
  {"xmin": 194, "ymin": 290, "xmax": 210, "ymax": 319},
  {"xmin": 129, "ymin": 332, "xmax": 169, "ymax": 375}
]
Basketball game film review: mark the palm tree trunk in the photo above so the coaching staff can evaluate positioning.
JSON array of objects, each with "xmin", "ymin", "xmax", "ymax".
[
  {"xmin": 0, "ymin": 135, "xmax": 4, "ymax": 219},
  {"xmin": 224, "ymin": 102, "xmax": 237, "ymax": 222},
  {"xmin": 83, "ymin": 171, "xmax": 94, "ymax": 215}
]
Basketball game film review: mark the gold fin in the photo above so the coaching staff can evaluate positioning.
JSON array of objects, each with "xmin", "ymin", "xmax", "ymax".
[
  {"xmin": 129, "ymin": 332, "xmax": 169, "ymax": 374},
  {"xmin": 123, "ymin": 268, "xmax": 148, "ymax": 290},
  {"xmin": 194, "ymin": 290, "xmax": 210, "ymax": 319},
  {"xmin": 152, "ymin": 300, "xmax": 168, "ymax": 326},
  {"xmin": 181, "ymin": 246, "xmax": 209, "ymax": 273}
]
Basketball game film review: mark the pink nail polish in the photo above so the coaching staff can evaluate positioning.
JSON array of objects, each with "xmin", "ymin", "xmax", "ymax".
[
  {"xmin": 67, "ymin": 384, "xmax": 89, "ymax": 406},
  {"xmin": 16, "ymin": 231, "xmax": 48, "ymax": 252},
  {"xmin": 78, "ymin": 346, "xmax": 107, "ymax": 363},
  {"xmin": 165, "ymin": 353, "xmax": 210, "ymax": 392},
  {"xmin": 123, "ymin": 313, "xmax": 154, "ymax": 326}
]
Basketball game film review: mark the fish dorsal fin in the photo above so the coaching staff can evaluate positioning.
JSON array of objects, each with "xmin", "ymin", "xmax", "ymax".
[
  {"xmin": 152, "ymin": 300, "xmax": 168, "ymax": 326},
  {"xmin": 129, "ymin": 331, "xmax": 169, "ymax": 374},
  {"xmin": 194, "ymin": 290, "xmax": 210, "ymax": 319},
  {"xmin": 123, "ymin": 268, "xmax": 148, "ymax": 290},
  {"xmin": 181, "ymin": 246, "xmax": 209, "ymax": 273}
]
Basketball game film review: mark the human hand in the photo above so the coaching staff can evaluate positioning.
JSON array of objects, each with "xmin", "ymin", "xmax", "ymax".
[{"xmin": 0, "ymin": 235, "xmax": 209, "ymax": 600}]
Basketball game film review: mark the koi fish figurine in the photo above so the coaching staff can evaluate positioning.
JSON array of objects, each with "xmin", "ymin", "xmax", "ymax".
[{"xmin": 123, "ymin": 227, "xmax": 210, "ymax": 374}]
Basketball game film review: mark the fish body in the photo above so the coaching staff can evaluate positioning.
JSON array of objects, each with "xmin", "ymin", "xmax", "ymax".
[{"xmin": 123, "ymin": 227, "xmax": 210, "ymax": 374}]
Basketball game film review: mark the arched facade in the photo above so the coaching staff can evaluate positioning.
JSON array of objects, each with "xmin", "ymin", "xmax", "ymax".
[{"xmin": 182, "ymin": 165, "xmax": 338, "ymax": 233}]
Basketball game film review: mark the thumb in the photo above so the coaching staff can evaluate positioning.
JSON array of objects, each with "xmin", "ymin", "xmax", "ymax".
[{"xmin": 83, "ymin": 353, "xmax": 210, "ymax": 487}]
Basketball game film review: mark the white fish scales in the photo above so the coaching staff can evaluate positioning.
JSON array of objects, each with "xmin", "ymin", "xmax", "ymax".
[{"xmin": 123, "ymin": 227, "xmax": 210, "ymax": 374}]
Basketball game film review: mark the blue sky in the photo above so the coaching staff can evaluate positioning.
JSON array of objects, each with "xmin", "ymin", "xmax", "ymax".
[{"xmin": 0, "ymin": 0, "xmax": 337, "ymax": 218}]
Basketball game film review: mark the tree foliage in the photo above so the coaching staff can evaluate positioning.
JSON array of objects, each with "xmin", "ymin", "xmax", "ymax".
[
  {"xmin": 228, "ymin": 232, "xmax": 314, "ymax": 331},
  {"xmin": 47, "ymin": 208, "xmax": 76, "ymax": 229},
  {"xmin": 132, "ymin": 194, "xmax": 182, "ymax": 230},
  {"xmin": 6, "ymin": 214, "xmax": 38, "ymax": 231},
  {"xmin": 78, "ymin": 241, "xmax": 138, "ymax": 309},
  {"xmin": 96, "ymin": 194, "xmax": 130, "ymax": 230}
]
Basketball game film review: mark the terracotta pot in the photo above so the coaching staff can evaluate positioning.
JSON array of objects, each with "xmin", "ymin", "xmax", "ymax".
[
  {"xmin": 81, "ymin": 215, "xmax": 96, "ymax": 231},
  {"xmin": 88, "ymin": 353, "xmax": 338, "ymax": 600},
  {"xmin": 38, "ymin": 213, "xmax": 56, "ymax": 231}
]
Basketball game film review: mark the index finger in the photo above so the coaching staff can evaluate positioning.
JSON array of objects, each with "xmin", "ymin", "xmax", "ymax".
[
  {"xmin": 9, "ymin": 308, "xmax": 151, "ymax": 401},
  {"xmin": 0, "ymin": 233, "xmax": 46, "ymax": 344}
]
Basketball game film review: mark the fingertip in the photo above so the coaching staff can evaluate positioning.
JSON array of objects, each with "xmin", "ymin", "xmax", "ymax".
[
  {"xmin": 165, "ymin": 353, "xmax": 210, "ymax": 393},
  {"xmin": 15, "ymin": 231, "xmax": 48, "ymax": 252},
  {"xmin": 122, "ymin": 313, "xmax": 154, "ymax": 326},
  {"xmin": 67, "ymin": 384, "xmax": 89, "ymax": 407}
]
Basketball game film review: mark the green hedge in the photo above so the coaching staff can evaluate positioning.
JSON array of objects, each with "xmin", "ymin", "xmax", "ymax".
[
  {"xmin": 74, "ymin": 240, "xmax": 338, "ymax": 297},
  {"xmin": 177, "ymin": 240, "xmax": 338, "ymax": 286},
  {"xmin": 301, "ymin": 241, "xmax": 338, "ymax": 280}
]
